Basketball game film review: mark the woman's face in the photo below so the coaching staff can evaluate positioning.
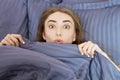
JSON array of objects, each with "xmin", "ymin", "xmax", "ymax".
[{"xmin": 43, "ymin": 12, "xmax": 76, "ymax": 44}]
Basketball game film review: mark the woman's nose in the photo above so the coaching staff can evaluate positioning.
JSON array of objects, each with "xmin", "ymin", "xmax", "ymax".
[
  {"xmin": 56, "ymin": 33, "xmax": 61, "ymax": 36},
  {"xmin": 56, "ymin": 28, "xmax": 61, "ymax": 36}
]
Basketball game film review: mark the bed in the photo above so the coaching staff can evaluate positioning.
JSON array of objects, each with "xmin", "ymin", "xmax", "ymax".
[{"xmin": 0, "ymin": 0, "xmax": 120, "ymax": 80}]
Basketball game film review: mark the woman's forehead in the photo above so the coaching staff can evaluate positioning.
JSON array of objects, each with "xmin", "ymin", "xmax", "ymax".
[{"xmin": 46, "ymin": 12, "xmax": 74, "ymax": 23}]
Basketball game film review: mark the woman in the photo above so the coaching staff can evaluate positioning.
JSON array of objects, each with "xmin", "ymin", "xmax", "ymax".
[{"xmin": 0, "ymin": 7, "xmax": 103, "ymax": 58}]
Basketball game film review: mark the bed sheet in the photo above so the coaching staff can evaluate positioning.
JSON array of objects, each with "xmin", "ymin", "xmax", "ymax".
[{"xmin": 0, "ymin": 38, "xmax": 120, "ymax": 80}]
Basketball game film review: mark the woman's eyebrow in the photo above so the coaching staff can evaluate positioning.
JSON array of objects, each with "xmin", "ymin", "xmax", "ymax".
[
  {"xmin": 48, "ymin": 20, "xmax": 56, "ymax": 22},
  {"xmin": 63, "ymin": 20, "xmax": 72, "ymax": 23}
]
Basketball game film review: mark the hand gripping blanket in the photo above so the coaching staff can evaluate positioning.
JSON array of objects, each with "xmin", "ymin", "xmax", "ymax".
[{"xmin": 0, "ymin": 38, "xmax": 120, "ymax": 80}]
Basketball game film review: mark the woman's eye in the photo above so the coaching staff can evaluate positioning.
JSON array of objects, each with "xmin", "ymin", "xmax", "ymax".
[
  {"xmin": 63, "ymin": 25, "xmax": 70, "ymax": 29},
  {"xmin": 48, "ymin": 25, "xmax": 55, "ymax": 29}
]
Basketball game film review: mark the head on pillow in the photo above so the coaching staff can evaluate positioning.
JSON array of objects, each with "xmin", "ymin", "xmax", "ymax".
[{"xmin": 36, "ymin": 7, "xmax": 83, "ymax": 44}]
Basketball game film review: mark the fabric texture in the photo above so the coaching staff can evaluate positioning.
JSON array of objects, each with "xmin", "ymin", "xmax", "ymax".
[
  {"xmin": 0, "ymin": 46, "xmax": 76, "ymax": 80},
  {"xmin": 0, "ymin": 38, "xmax": 120, "ymax": 80},
  {"xmin": 62, "ymin": 0, "xmax": 106, "ymax": 3},
  {"xmin": 20, "ymin": 38, "xmax": 120, "ymax": 80},
  {"xmin": 45, "ymin": 0, "xmax": 63, "ymax": 4},
  {"xmin": 0, "ymin": 0, "xmax": 28, "ymax": 41},
  {"xmin": 26, "ymin": 0, "xmax": 120, "ymax": 64},
  {"xmin": 0, "ymin": 0, "xmax": 120, "ymax": 65},
  {"xmin": 57, "ymin": 0, "xmax": 120, "ymax": 64},
  {"xmin": 28, "ymin": 0, "xmax": 58, "ymax": 41}
]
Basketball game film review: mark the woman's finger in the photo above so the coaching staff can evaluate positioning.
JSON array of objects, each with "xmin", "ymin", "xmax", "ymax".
[
  {"xmin": 11, "ymin": 34, "xmax": 25, "ymax": 44},
  {"xmin": 82, "ymin": 41, "xmax": 91, "ymax": 57},
  {"xmin": 1, "ymin": 34, "xmax": 15, "ymax": 46},
  {"xmin": 1, "ymin": 38, "xmax": 13, "ymax": 46},
  {"xmin": 9, "ymin": 35, "xmax": 19, "ymax": 46},
  {"xmin": 78, "ymin": 42, "xmax": 87, "ymax": 55},
  {"xmin": 0, "ymin": 34, "xmax": 24, "ymax": 46}
]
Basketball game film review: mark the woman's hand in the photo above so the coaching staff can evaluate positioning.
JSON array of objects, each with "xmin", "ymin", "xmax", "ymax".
[
  {"xmin": 78, "ymin": 41, "xmax": 103, "ymax": 58},
  {"xmin": 0, "ymin": 34, "xmax": 25, "ymax": 47}
]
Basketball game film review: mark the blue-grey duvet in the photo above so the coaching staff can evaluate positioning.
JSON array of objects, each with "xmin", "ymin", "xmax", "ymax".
[{"xmin": 0, "ymin": 39, "xmax": 120, "ymax": 80}]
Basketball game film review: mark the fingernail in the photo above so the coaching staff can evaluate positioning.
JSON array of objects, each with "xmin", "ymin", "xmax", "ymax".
[
  {"xmin": 23, "ymin": 42, "xmax": 25, "ymax": 44},
  {"xmin": 91, "ymin": 55, "xmax": 94, "ymax": 58},
  {"xmin": 81, "ymin": 53, "xmax": 84, "ymax": 55},
  {"xmin": 88, "ymin": 55, "xmax": 90, "ymax": 57}
]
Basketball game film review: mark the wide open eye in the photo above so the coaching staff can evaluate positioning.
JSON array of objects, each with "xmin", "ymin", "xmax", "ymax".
[
  {"xmin": 63, "ymin": 25, "xmax": 70, "ymax": 29},
  {"xmin": 48, "ymin": 25, "xmax": 56, "ymax": 29}
]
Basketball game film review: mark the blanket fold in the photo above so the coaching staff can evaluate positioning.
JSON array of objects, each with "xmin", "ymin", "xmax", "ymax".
[
  {"xmin": 0, "ymin": 38, "xmax": 120, "ymax": 80},
  {"xmin": 0, "ymin": 46, "xmax": 76, "ymax": 80}
]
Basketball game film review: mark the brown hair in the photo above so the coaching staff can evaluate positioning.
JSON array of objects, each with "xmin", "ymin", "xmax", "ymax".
[{"xmin": 36, "ymin": 7, "xmax": 83, "ymax": 44}]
